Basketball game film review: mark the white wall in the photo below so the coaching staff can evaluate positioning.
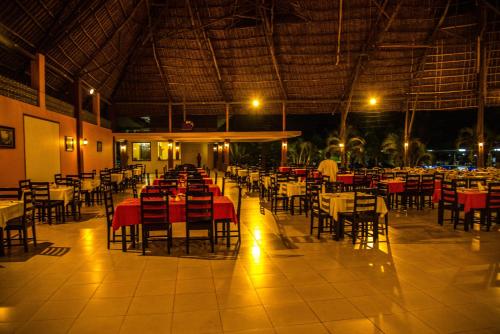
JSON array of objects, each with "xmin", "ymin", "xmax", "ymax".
[
  {"xmin": 181, "ymin": 142, "xmax": 210, "ymax": 167},
  {"xmin": 24, "ymin": 115, "xmax": 61, "ymax": 182}
]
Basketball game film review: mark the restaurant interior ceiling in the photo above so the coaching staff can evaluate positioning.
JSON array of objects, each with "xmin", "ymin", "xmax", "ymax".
[{"xmin": 0, "ymin": 0, "xmax": 499, "ymax": 121}]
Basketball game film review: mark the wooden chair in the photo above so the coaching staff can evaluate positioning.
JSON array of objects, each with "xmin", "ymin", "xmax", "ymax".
[
  {"xmin": 270, "ymin": 176, "xmax": 288, "ymax": 214},
  {"xmin": 30, "ymin": 182, "xmax": 64, "ymax": 225},
  {"xmin": 438, "ymin": 180, "xmax": 464, "ymax": 229},
  {"xmin": 215, "ymin": 186, "xmax": 242, "ymax": 247},
  {"xmin": 4, "ymin": 190, "xmax": 36, "ymax": 252},
  {"xmin": 481, "ymin": 182, "xmax": 500, "ymax": 231},
  {"xmin": 309, "ymin": 188, "xmax": 332, "ymax": 239},
  {"xmin": 343, "ymin": 192, "xmax": 378, "ymax": 244},
  {"xmin": 419, "ymin": 174, "xmax": 435, "ymax": 209},
  {"xmin": 0, "ymin": 187, "xmax": 20, "ymax": 200},
  {"xmin": 185, "ymin": 192, "xmax": 214, "ymax": 254},
  {"xmin": 66, "ymin": 179, "xmax": 82, "ymax": 221},
  {"xmin": 399, "ymin": 174, "xmax": 420, "ymax": 209},
  {"xmin": 140, "ymin": 193, "xmax": 171, "ymax": 255}
]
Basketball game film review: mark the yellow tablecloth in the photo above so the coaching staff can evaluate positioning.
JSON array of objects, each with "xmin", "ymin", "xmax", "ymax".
[
  {"xmin": 81, "ymin": 179, "xmax": 100, "ymax": 191},
  {"xmin": 111, "ymin": 173, "xmax": 124, "ymax": 183},
  {"xmin": 280, "ymin": 182, "xmax": 306, "ymax": 197},
  {"xmin": 49, "ymin": 186, "xmax": 73, "ymax": 205}
]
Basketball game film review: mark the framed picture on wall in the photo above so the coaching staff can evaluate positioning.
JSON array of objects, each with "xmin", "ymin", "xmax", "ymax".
[
  {"xmin": 0, "ymin": 126, "xmax": 15, "ymax": 148},
  {"xmin": 65, "ymin": 136, "xmax": 74, "ymax": 151},
  {"xmin": 97, "ymin": 141, "xmax": 102, "ymax": 152}
]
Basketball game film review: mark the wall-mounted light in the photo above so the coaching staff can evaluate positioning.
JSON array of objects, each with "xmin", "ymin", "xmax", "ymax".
[
  {"xmin": 282, "ymin": 141, "xmax": 287, "ymax": 148},
  {"xmin": 167, "ymin": 141, "xmax": 173, "ymax": 149},
  {"xmin": 478, "ymin": 142, "xmax": 484, "ymax": 148},
  {"xmin": 82, "ymin": 138, "xmax": 88, "ymax": 145},
  {"xmin": 213, "ymin": 143, "xmax": 218, "ymax": 152},
  {"xmin": 120, "ymin": 144, "xmax": 127, "ymax": 152},
  {"xmin": 89, "ymin": 88, "xmax": 95, "ymax": 95},
  {"xmin": 338, "ymin": 143, "xmax": 344, "ymax": 148},
  {"xmin": 224, "ymin": 142, "xmax": 230, "ymax": 149},
  {"xmin": 404, "ymin": 142, "xmax": 409, "ymax": 148}
]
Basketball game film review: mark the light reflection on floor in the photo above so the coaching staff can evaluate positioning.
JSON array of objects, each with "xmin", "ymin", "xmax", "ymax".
[{"xmin": 0, "ymin": 179, "xmax": 499, "ymax": 333}]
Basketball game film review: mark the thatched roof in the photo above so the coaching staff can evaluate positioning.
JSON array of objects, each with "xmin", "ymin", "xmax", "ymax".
[{"xmin": 1, "ymin": 0, "xmax": 499, "ymax": 117}]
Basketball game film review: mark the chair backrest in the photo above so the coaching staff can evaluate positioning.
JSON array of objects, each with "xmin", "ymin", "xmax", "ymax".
[
  {"xmin": 140, "ymin": 193, "xmax": 169, "ymax": 226},
  {"xmin": 70, "ymin": 178, "xmax": 81, "ymax": 202},
  {"xmin": 395, "ymin": 172, "xmax": 408, "ymax": 179},
  {"xmin": 31, "ymin": 182, "xmax": 51, "ymax": 201},
  {"xmin": 187, "ymin": 183, "xmax": 208, "ymax": 193},
  {"xmin": 185, "ymin": 191, "xmax": 213, "ymax": 223},
  {"xmin": 54, "ymin": 173, "xmax": 63, "ymax": 183},
  {"xmin": 22, "ymin": 190, "xmax": 35, "ymax": 218},
  {"xmin": 19, "ymin": 179, "xmax": 31, "ymax": 190},
  {"xmin": 487, "ymin": 182, "xmax": 500, "ymax": 209},
  {"xmin": 353, "ymin": 192, "xmax": 377, "ymax": 220},
  {"xmin": 441, "ymin": 180, "xmax": 457, "ymax": 204},
  {"xmin": 103, "ymin": 188, "xmax": 114, "ymax": 227},
  {"xmin": 130, "ymin": 178, "xmax": 138, "ymax": 198},
  {"xmin": 467, "ymin": 177, "xmax": 486, "ymax": 188},
  {"xmin": 80, "ymin": 172, "xmax": 94, "ymax": 180},
  {"xmin": 452, "ymin": 178, "xmax": 467, "ymax": 188},
  {"xmin": 405, "ymin": 174, "xmax": 420, "ymax": 191},
  {"xmin": 325, "ymin": 181, "xmax": 343, "ymax": 193},
  {"xmin": 420, "ymin": 174, "xmax": 435, "ymax": 190},
  {"xmin": 381, "ymin": 172, "xmax": 394, "ymax": 180},
  {"xmin": 0, "ymin": 187, "xmax": 20, "ymax": 200}
]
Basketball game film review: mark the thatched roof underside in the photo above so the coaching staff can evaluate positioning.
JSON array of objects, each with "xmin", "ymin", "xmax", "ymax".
[{"xmin": 1, "ymin": 0, "xmax": 499, "ymax": 117}]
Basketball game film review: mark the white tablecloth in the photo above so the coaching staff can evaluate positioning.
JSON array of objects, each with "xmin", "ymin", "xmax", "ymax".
[
  {"xmin": 320, "ymin": 192, "xmax": 388, "ymax": 221},
  {"xmin": 50, "ymin": 187, "xmax": 73, "ymax": 205},
  {"xmin": 0, "ymin": 200, "xmax": 23, "ymax": 228},
  {"xmin": 280, "ymin": 182, "xmax": 306, "ymax": 197},
  {"xmin": 249, "ymin": 172, "xmax": 260, "ymax": 183},
  {"xmin": 81, "ymin": 179, "xmax": 100, "ymax": 191},
  {"xmin": 111, "ymin": 173, "xmax": 124, "ymax": 183},
  {"xmin": 237, "ymin": 169, "xmax": 249, "ymax": 177},
  {"xmin": 133, "ymin": 168, "xmax": 142, "ymax": 176},
  {"xmin": 124, "ymin": 170, "xmax": 133, "ymax": 179}
]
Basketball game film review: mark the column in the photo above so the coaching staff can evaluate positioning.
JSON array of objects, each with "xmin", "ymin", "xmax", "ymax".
[
  {"xmin": 93, "ymin": 92, "xmax": 101, "ymax": 127},
  {"xmin": 74, "ymin": 78, "xmax": 83, "ymax": 173},
  {"xmin": 31, "ymin": 53, "xmax": 46, "ymax": 109},
  {"xmin": 281, "ymin": 139, "xmax": 288, "ymax": 167},
  {"xmin": 223, "ymin": 140, "xmax": 230, "ymax": 168},
  {"xmin": 167, "ymin": 140, "xmax": 174, "ymax": 170}
]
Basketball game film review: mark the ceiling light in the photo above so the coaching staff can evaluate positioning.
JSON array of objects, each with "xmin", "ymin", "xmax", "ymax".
[
  {"xmin": 251, "ymin": 99, "xmax": 260, "ymax": 108},
  {"xmin": 369, "ymin": 97, "xmax": 377, "ymax": 106},
  {"xmin": 89, "ymin": 88, "xmax": 95, "ymax": 95}
]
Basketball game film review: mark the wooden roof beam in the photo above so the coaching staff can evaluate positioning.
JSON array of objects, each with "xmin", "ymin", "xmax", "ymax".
[
  {"xmin": 39, "ymin": 0, "xmax": 108, "ymax": 53},
  {"xmin": 146, "ymin": 0, "xmax": 171, "ymax": 101},
  {"xmin": 186, "ymin": 0, "xmax": 228, "ymax": 101},
  {"xmin": 78, "ymin": 0, "xmax": 146, "ymax": 76},
  {"xmin": 259, "ymin": 0, "xmax": 288, "ymax": 101}
]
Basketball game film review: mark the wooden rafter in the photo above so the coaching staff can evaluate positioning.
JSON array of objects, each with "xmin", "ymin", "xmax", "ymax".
[
  {"xmin": 404, "ymin": 0, "xmax": 452, "ymax": 140},
  {"xmin": 78, "ymin": 0, "xmax": 146, "ymax": 75},
  {"xmin": 146, "ymin": 0, "xmax": 171, "ymax": 101},
  {"xmin": 337, "ymin": 0, "xmax": 402, "ymax": 129},
  {"xmin": 39, "ymin": 0, "xmax": 108, "ymax": 52},
  {"xmin": 186, "ymin": 0, "xmax": 228, "ymax": 101},
  {"xmin": 259, "ymin": 0, "xmax": 288, "ymax": 100},
  {"xmin": 14, "ymin": 0, "xmax": 45, "ymax": 31}
]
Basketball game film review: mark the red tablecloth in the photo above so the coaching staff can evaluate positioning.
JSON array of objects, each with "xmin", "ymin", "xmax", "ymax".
[
  {"xmin": 177, "ymin": 185, "xmax": 221, "ymax": 196},
  {"xmin": 380, "ymin": 180, "xmax": 405, "ymax": 194},
  {"xmin": 153, "ymin": 177, "xmax": 213, "ymax": 186},
  {"xmin": 112, "ymin": 196, "xmax": 237, "ymax": 231},
  {"xmin": 336, "ymin": 174, "xmax": 354, "ymax": 185},
  {"xmin": 433, "ymin": 189, "xmax": 487, "ymax": 214},
  {"xmin": 278, "ymin": 166, "xmax": 292, "ymax": 173},
  {"xmin": 292, "ymin": 168, "xmax": 306, "ymax": 176}
]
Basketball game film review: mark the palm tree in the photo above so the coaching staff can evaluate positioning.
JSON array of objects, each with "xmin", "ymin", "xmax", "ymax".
[
  {"xmin": 326, "ymin": 127, "xmax": 366, "ymax": 166},
  {"xmin": 288, "ymin": 139, "xmax": 316, "ymax": 166},
  {"xmin": 381, "ymin": 133, "xmax": 432, "ymax": 167},
  {"xmin": 230, "ymin": 143, "xmax": 250, "ymax": 164},
  {"xmin": 456, "ymin": 127, "xmax": 500, "ymax": 165}
]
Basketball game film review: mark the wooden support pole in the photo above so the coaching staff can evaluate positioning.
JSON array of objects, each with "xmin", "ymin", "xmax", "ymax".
[
  {"xmin": 477, "ymin": 5, "xmax": 487, "ymax": 168},
  {"xmin": 30, "ymin": 53, "xmax": 45, "ymax": 109},
  {"xmin": 168, "ymin": 103, "xmax": 172, "ymax": 133},
  {"xmin": 224, "ymin": 140, "xmax": 230, "ymax": 168},
  {"xmin": 167, "ymin": 140, "xmax": 174, "ymax": 170},
  {"xmin": 93, "ymin": 92, "xmax": 101, "ymax": 127},
  {"xmin": 282, "ymin": 102, "xmax": 286, "ymax": 131},
  {"xmin": 281, "ymin": 139, "xmax": 288, "ymax": 167},
  {"xmin": 225, "ymin": 104, "xmax": 229, "ymax": 132},
  {"xmin": 74, "ymin": 78, "xmax": 83, "ymax": 173}
]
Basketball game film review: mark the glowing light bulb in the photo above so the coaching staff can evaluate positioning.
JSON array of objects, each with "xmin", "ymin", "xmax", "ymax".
[
  {"xmin": 89, "ymin": 88, "xmax": 95, "ymax": 95},
  {"xmin": 369, "ymin": 97, "xmax": 377, "ymax": 106},
  {"xmin": 252, "ymin": 99, "xmax": 260, "ymax": 108}
]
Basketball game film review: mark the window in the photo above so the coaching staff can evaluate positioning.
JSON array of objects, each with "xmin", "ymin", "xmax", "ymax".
[
  {"xmin": 158, "ymin": 142, "xmax": 169, "ymax": 160},
  {"xmin": 157, "ymin": 142, "xmax": 181, "ymax": 160},
  {"xmin": 132, "ymin": 142, "xmax": 151, "ymax": 161}
]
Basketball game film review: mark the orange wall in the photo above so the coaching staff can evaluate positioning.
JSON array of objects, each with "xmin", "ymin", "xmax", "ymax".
[
  {"xmin": 0, "ymin": 95, "xmax": 113, "ymax": 187},
  {"xmin": 81, "ymin": 122, "xmax": 113, "ymax": 172}
]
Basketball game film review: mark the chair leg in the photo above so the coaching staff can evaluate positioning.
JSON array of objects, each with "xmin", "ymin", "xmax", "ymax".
[
  {"xmin": 142, "ymin": 227, "xmax": 146, "ymax": 255},
  {"xmin": 186, "ymin": 229, "xmax": 190, "ymax": 254}
]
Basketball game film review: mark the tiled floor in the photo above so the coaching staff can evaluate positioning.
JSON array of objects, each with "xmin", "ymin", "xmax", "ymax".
[{"xmin": 1, "ymin": 178, "xmax": 500, "ymax": 333}]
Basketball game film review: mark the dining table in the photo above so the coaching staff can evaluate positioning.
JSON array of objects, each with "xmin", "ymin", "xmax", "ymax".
[
  {"xmin": 433, "ymin": 188, "xmax": 487, "ymax": 231},
  {"xmin": 320, "ymin": 192, "xmax": 388, "ymax": 240},
  {"xmin": 112, "ymin": 196, "xmax": 238, "ymax": 251},
  {"xmin": 111, "ymin": 173, "xmax": 124, "ymax": 184},
  {"xmin": 142, "ymin": 184, "xmax": 221, "ymax": 196},
  {"xmin": 0, "ymin": 200, "xmax": 24, "ymax": 256},
  {"xmin": 336, "ymin": 173, "xmax": 354, "ymax": 185},
  {"xmin": 81, "ymin": 179, "xmax": 100, "ymax": 192}
]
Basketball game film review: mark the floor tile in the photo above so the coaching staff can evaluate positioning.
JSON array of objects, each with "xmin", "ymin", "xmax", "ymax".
[
  {"xmin": 171, "ymin": 310, "xmax": 222, "ymax": 333},
  {"xmin": 264, "ymin": 301, "xmax": 319, "ymax": 326},
  {"xmin": 307, "ymin": 298, "xmax": 363, "ymax": 322},
  {"xmin": 120, "ymin": 314, "xmax": 172, "ymax": 334},
  {"xmin": 220, "ymin": 306, "xmax": 272, "ymax": 332}
]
